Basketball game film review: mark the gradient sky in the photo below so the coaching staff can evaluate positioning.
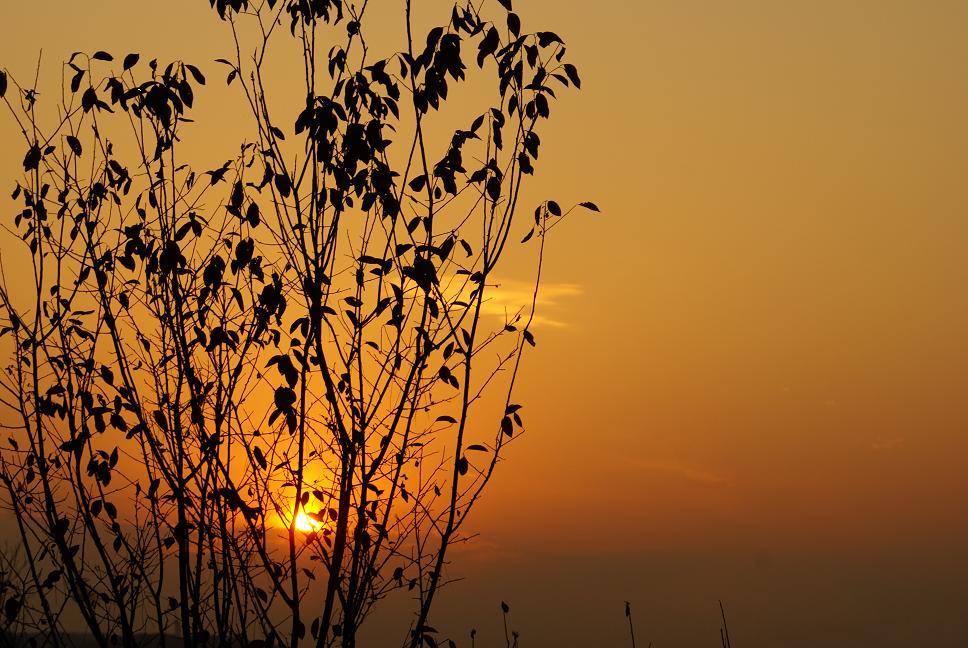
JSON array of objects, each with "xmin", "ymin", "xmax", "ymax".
[{"xmin": 2, "ymin": 1, "xmax": 967, "ymax": 646}]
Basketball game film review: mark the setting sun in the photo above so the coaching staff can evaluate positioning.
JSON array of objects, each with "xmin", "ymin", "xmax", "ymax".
[{"xmin": 293, "ymin": 510, "xmax": 323, "ymax": 533}]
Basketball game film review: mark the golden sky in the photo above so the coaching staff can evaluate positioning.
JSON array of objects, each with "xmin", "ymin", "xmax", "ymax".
[{"xmin": 2, "ymin": 0, "xmax": 967, "ymax": 645}]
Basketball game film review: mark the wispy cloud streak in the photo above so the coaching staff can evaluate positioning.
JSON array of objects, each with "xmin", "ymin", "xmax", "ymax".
[{"xmin": 478, "ymin": 279, "xmax": 582, "ymax": 328}]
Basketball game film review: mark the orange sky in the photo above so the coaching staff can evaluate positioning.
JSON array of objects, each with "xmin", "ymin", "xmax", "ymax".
[{"xmin": 2, "ymin": 1, "xmax": 967, "ymax": 645}]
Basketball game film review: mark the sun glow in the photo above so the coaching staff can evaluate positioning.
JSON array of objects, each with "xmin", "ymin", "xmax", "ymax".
[{"xmin": 294, "ymin": 510, "xmax": 324, "ymax": 533}]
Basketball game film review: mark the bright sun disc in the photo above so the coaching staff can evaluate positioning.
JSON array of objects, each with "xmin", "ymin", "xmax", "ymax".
[{"xmin": 294, "ymin": 510, "xmax": 323, "ymax": 532}]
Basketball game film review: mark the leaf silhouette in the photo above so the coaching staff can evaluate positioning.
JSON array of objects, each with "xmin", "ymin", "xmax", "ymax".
[
  {"xmin": 66, "ymin": 135, "xmax": 82, "ymax": 155},
  {"xmin": 22, "ymin": 144, "xmax": 41, "ymax": 171}
]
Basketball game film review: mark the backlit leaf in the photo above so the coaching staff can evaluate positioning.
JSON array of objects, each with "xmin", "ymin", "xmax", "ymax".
[
  {"xmin": 186, "ymin": 64, "xmax": 206, "ymax": 85},
  {"xmin": 564, "ymin": 63, "xmax": 581, "ymax": 89},
  {"xmin": 66, "ymin": 135, "xmax": 82, "ymax": 156}
]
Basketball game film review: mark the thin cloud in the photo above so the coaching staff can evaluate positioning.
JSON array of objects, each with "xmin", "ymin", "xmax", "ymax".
[
  {"xmin": 871, "ymin": 437, "xmax": 904, "ymax": 452},
  {"xmin": 448, "ymin": 536, "xmax": 521, "ymax": 564},
  {"xmin": 662, "ymin": 462, "xmax": 730, "ymax": 486},
  {"xmin": 627, "ymin": 458, "xmax": 732, "ymax": 487},
  {"xmin": 478, "ymin": 279, "xmax": 582, "ymax": 328}
]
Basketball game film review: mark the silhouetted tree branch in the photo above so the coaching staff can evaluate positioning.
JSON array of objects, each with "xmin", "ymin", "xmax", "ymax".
[{"xmin": 0, "ymin": 2, "xmax": 595, "ymax": 646}]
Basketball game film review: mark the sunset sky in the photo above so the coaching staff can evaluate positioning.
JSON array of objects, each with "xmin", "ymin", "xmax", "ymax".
[{"xmin": 2, "ymin": 1, "xmax": 967, "ymax": 645}]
